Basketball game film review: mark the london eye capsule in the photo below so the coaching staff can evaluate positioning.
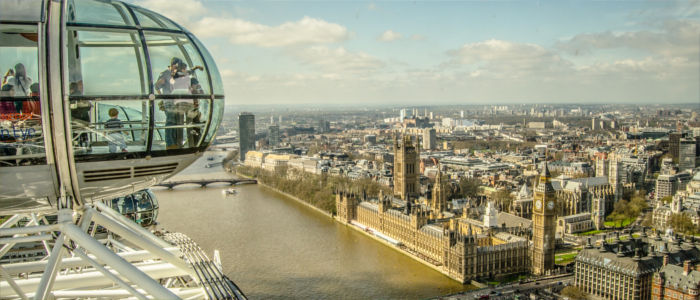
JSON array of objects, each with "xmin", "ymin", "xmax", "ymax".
[
  {"xmin": 107, "ymin": 189, "xmax": 159, "ymax": 227},
  {"xmin": 0, "ymin": 0, "xmax": 225, "ymax": 213}
]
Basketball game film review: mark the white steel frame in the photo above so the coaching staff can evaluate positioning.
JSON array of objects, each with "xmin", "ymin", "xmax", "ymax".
[{"xmin": 0, "ymin": 202, "xmax": 206, "ymax": 299}]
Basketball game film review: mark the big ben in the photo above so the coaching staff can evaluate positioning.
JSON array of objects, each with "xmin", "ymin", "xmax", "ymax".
[{"xmin": 531, "ymin": 162, "xmax": 556, "ymax": 275}]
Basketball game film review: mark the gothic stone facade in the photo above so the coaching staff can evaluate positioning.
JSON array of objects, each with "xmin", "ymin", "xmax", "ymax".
[{"xmin": 336, "ymin": 191, "xmax": 529, "ymax": 283}]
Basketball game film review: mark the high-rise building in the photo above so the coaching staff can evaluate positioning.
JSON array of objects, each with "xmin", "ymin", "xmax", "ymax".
[
  {"xmin": 394, "ymin": 135, "xmax": 419, "ymax": 201},
  {"xmin": 592, "ymin": 117, "xmax": 600, "ymax": 130},
  {"xmin": 364, "ymin": 134, "xmax": 377, "ymax": 145},
  {"xmin": 679, "ymin": 139, "xmax": 697, "ymax": 171},
  {"xmin": 423, "ymin": 128, "xmax": 436, "ymax": 150},
  {"xmin": 268, "ymin": 125, "xmax": 280, "ymax": 147},
  {"xmin": 400, "ymin": 109, "xmax": 407, "ymax": 120},
  {"xmin": 656, "ymin": 174, "xmax": 678, "ymax": 200},
  {"xmin": 669, "ymin": 132, "xmax": 682, "ymax": 162},
  {"xmin": 317, "ymin": 120, "xmax": 330, "ymax": 133},
  {"xmin": 531, "ymin": 162, "xmax": 557, "ymax": 276},
  {"xmin": 239, "ymin": 112, "xmax": 255, "ymax": 161}
]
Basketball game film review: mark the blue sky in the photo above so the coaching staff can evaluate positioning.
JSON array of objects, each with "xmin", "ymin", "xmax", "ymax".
[{"xmin": 135, "ymin": 0, "xmax": 700, "ymax": 105}]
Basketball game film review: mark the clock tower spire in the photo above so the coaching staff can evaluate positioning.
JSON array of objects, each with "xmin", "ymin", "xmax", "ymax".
[{"xmin": 531, "ymin": 161, "xmax": 556, "ymax": 275}]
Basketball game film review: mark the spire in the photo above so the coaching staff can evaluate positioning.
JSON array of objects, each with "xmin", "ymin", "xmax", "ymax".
[{"xmin": 544, "ymin": 160, "xmax": 551, "ymax": 178}]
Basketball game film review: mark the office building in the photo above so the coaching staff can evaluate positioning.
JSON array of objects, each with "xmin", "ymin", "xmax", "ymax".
[
  {"xmin": 239, "ymin": 112, "xmax": 255, "ymax": 161},
  {"xmin": 423, "ymin": 128, "xmax": 436, "ymax": 150},
  {"xmin": 268, "ymin": 125, "xmax": 280, "ymax": 147},
  {"xmin": 669, "ymin": 132, "xmax": 682, "ymax": 162},
  {"xmin": 679, "ymin": 139, "xmax": 697, "ymax": 171}
]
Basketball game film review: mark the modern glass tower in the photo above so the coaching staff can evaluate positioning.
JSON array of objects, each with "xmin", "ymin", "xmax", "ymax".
[{"xmin": 239, "ymin": 112, "xmax": 255, "ymax": 161}]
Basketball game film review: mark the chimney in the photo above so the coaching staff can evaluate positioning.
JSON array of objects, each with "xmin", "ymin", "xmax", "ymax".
[
  {"xmin": 663, "ymin": 255, "xmax": 669, "ymax": 266},
  {"xmin": 617, "ymin": 243, "xmax": 625, "ymax": 257},
  {"xmin": 684, "ymin": 260, "xmax": 692, "ymax": 275}
]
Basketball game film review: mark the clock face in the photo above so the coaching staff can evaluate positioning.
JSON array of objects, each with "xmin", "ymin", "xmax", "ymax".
[
  {"xmin": 547, "ymin": 201, "xmax": 555, "ymax": 210},
  {"xmin": 535, "ymin": 200, "xmax": 542, "ymax": 210}
]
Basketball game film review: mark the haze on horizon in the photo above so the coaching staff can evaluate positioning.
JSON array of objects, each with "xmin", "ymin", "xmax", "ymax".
[{"xmin": 133, "ymin": 0, "xmax": 700, "ymax": 106}]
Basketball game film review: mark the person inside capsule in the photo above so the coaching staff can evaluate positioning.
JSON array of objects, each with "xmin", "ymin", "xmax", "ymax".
[{"xmin": 156, "ymin": 57, "xmax": 202, "ymax": 150}]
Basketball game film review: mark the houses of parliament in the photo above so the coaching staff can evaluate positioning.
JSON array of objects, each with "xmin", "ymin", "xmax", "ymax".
[{"xmin": 335, "ymin": 135, "xmax": 557, "ymax": 282}]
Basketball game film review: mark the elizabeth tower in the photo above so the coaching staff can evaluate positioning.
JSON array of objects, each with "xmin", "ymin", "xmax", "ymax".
[{"xmin": 531, "ymin": 162, "xmax": 556, "ymax": 275}]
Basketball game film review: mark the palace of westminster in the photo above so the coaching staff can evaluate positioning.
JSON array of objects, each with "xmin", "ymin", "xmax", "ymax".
[
  {"xmin": 335, "ymin": 135, "xmax": 560, "ymax": 283},
  {"xmin": 333, "ymin": 134, "xmax": 700, "ymax": 299}
]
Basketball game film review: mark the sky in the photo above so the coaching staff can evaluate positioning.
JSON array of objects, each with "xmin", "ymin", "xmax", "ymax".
[{"xmin": 132, "ymin": 0, "xmax": 700, "ymax": 106}]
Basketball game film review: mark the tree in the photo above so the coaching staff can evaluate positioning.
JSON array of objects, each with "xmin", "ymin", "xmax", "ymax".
[
  {"xmin": 661, "ymin": 195, "xmax": 673, "ymax": 204},
  {"xmin": 458, "ymin": 177, "xmax": 481, "ymax": 198},
  {"xmin": 492, "ymin": 189, "xmax": 514, "ymax": 212},
  {"xmin": 669, "ymin": 213, "xmax": 698, "ymax": 235},
  {"xmin": 561, "ymin": 286, "xmax": 588, "ymax": 300},
  {"xmin": 607, "ymin": 200, "xmax": 630, "ymax": 228}
]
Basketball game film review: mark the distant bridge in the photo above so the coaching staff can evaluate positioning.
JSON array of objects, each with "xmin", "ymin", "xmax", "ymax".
[{"xmin": 155, "ymin": 178, "xmax": 257, "ymax": 189}]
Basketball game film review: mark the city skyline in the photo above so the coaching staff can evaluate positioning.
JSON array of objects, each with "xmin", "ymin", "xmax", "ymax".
[{"xmin": 133, "ymin": 0, "xmax": 699, "ymax": 105}]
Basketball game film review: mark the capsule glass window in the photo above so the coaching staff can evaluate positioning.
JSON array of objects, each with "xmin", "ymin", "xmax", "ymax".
[
  {"xmin": 0, "ymin": 24, "xmax": 46, "ymax": 167},
  {"xmin": 66, "ymin": 27, "xmax": 149, "ymax": 157},
  {"xmin": 146, "ymin": 32, "xmax": 210, "ymax": 151}
]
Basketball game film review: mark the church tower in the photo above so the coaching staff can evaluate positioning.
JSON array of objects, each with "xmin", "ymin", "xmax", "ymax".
[
  {"xmin": 394, "ymin": 135, "xmax": 419, "ymax": 201},
  {"xmin": 531, "ymin": 162, "xmax": 557, "ymax": 276},
  {"xmin": 609, "ymin": 154, "xmax": 622, "ymax": 202},
  {"xmin": 431, "ymin": 168, "xmax": 448, "ymax": 217}
]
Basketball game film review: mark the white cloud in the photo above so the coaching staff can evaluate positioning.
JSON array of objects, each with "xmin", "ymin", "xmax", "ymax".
[
  {"xmin": 294, "ymin": 46, "xmax": 385, "ymax": 73},
  {"xmin": 556, "ymin": 20, "xmax": 700, "ymax": 59},
  {"xmin": 410, "ymin": 34, "xmax": 426, "ymax": 41},
  {"xmin": 192, "ymin": 16, "xmax": 350, "ymax": 47},
  {"xmin": 378, "ymin": 30, "xmax": 403, "ymax": 42},
  {"xmin": 368, "ymin": 3, "xmax": 377, "ymax": 11},
  {"xmin": 135, "ymin": 0, "xmax": 207, "ymax": 28},
  {"xmin": 447, "ymin": 39, "xmax": 573, "ymax": 79}
]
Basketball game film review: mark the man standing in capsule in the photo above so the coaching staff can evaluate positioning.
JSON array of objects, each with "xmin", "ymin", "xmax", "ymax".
[{"xmin": 155, "ymin": 57, "xmax": 202, "ymax": 150}]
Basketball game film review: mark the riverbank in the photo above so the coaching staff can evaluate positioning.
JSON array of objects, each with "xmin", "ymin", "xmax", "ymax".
[
  {"xmin": 260, "ymin": 184, "xmax": 333, "ymax": 218},
  {"xmin": 233, "ymin": 170, "xmax": 472, "ymax": 286},
  {"xmin": 341, "ymin": 220, "xmax": 451, "ymax": 277},
  {"xmin": 234, "ymin": 171, "xmax": 332, "ymax": 217}
]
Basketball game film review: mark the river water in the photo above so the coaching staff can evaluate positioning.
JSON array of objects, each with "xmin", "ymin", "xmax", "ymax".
[{"xmin": 152, "ymin": 152, "xmax": 470, "ymax": 299}]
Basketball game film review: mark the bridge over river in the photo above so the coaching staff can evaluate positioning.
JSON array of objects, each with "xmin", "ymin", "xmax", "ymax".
[{"xmin": 155, "ymin": 178, "xmax": 257, "ymax": 189}]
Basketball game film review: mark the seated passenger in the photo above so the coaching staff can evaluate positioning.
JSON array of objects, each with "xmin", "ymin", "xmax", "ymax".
[
  {"xmin": 105, "ymin": 108, "xmax": 127, "ymax": 153},
  {"xmin": 23, "ymin": 83, "xmax": 41, "ymax": 118},
  {"xmin": 0, "ymin": 84, "xmax": 16, "ymax": 114}
]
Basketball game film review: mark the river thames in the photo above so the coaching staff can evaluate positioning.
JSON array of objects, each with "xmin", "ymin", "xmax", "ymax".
[{"xmin": 152, "ymin": 152, "xmax": 471, "ymax": 299}]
